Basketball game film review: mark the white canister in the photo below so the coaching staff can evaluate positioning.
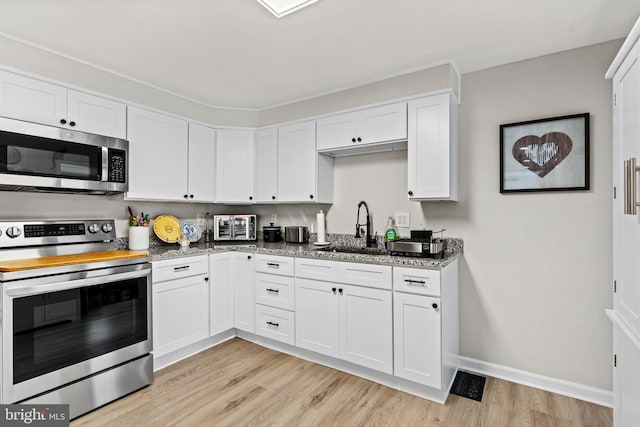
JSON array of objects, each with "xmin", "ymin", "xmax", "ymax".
[{"xmin": 129, "ymin": 226, "xmax": 150, "ymax": 250}]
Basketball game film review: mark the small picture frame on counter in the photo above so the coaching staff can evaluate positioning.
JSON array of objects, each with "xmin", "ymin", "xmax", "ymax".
[{"xmin": 500, "ymin": 113, "xmax": 590, "ymax": 193}]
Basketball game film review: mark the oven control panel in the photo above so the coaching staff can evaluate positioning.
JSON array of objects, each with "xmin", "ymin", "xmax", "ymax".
[{"xmin": 0, "ymin": 219, "xmax": 117, "ymax": 248}]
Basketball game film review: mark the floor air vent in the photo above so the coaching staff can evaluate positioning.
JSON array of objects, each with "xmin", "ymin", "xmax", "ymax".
[{"xmin": 450, "ymin": 371, "xmax": 486, "ymax": 402}]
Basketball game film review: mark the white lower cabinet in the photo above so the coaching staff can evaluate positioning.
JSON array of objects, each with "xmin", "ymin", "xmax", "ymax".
[
  {"xmin": 393, "ymin": 292, "xmax": 442, "ymax": 388},
  {"xmin": 151, "ymin": 256, "xmax": 209, "ymax": 358},
  {"xmin": 233, "ymin": 252, "xmax": 255, "ymax": 333},
  {"xmin": 255, "ymin": 304, "xmax": 295, "ymax": 345},
  {"xmin": 209, "ymin": 252, "xmax": 235, "ymax": 336},
  {"xmin": 295, "ymin": 259, "xmax": 393, "ymax": 374}
]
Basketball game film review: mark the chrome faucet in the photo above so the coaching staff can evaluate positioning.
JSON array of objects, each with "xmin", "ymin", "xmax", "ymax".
[{"xmin": 355, "ymin": 200, "xmax": 376, "ymax": 247}]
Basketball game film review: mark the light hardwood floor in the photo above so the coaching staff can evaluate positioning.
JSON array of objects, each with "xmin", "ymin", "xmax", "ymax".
[{"xmin": 72, "ymin": 338, "xmax": 612, "ymax": 427}]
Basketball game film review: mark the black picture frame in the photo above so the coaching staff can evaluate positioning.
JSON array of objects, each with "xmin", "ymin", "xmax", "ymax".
[{"xmin": 499, "ymin": 113, "xmax": 590, "ymax": 193}]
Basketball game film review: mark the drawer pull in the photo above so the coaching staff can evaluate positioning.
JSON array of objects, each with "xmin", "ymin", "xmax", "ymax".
[
  {"xmin": 266, "ymin": 288, "xmax": 280, "ymax": 293},
  {"xmin": 266, "ymin": 262, "xmax": 280, "ymax": 268},
  {"xmin": 405, "ymin": 279, "xmax": 426, "ymax": 286},
  {"xmin": 173, "ymin": 266, "xmax": 190, "ymax": 272},
  {"xmin": 266, "ymin": 321, "xmax": 279, "ymax": 327}
]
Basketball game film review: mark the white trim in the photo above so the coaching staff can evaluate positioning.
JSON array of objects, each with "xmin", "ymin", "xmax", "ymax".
[
  {"xmin": 0, "ymin": 31, "xmax": 258, "ymax": 113},
  {"xmin": 458, "ymin": 356, "xmax": 613, "ymax": 408},
  {"xmin": 607, "ymin": 309, "xmax": 640, "ymax": 349},
  {"xmin": 606, "ymin": 16, "xmax": 640, "ymax": 78}
]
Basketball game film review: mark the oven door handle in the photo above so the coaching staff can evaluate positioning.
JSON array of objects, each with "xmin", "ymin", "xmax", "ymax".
[{"xmin": 4, "ymin": 268, "xmax": 151, "ymax": 297}]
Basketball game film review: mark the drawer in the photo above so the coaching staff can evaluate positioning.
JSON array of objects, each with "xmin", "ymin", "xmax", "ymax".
[
  {"xmin": 152, "ymin": 255, "xmax": 208, "ymax": 283},
  {"xmin": 393, "ymin": 267, "xmax": 441, "ymax": 296},
  {"xmin": 338, "ymin": 262, "xmax": 392, "ymax": 290},
  {"xmin": 295, "ymin": 258, "xmax": 339, "ymax": 282},
  {"xmin": 254, "ymin": 304, "xmax": 295, "ymax": 345},
  {"xmin": 254, "ymin": 254, "xmax": 294, "ymax": 276},
  {"xmin": 255, "ymin": 272, "xmax": 295, "ymax": 311}
]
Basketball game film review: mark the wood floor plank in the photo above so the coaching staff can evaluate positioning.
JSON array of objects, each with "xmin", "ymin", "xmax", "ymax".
[{"xmin": 71, "ymin": 338, "xmax": 612, "ymax": 427}]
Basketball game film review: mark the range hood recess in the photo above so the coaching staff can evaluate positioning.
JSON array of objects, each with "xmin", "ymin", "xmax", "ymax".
[{"xmin": 317, "ymin": 139, "xmax": 408, "ymax": 158}]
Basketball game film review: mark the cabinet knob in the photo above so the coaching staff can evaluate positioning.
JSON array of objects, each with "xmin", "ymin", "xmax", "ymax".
[
  {"xmin": 339, "ymin": 288, "xmax": 343, "ymax": 294},
  {"xmin": 69, "ymin": 121, "xmax": 76, "ymax": 127},
  {"xmin": 408, "ymin": 190, "xmax": 414, "ymax": 196},
  {"xmin": 332, "ymin": 287, "xmax": 337, "ymax": 293},
  {"xmin": 432, "ymin": 303, "xmax": 438, "ymax": 309},
  {"xmin": 357, "ymin": 137, "xmax": 362, "ymax": 142},
  {"xmin": 272, "ymin": 195, "xmax": 276, "ymax": 200},
  {"xmin": 60, "ymin": 119, "xmax": 67, "ymax": 125},
  {"xmin": 184, "ymin": 194, "xmax": 188, "ymax": 199},
  {"xmin": 351, "ymin": 138, "xmax": 356, "ymax": 143},
  {"xmin": 204, "ymin": 277, "xmax": 209, "ymax": 282},
  {"xmin": 249, "ymin": 196, "xmax": 253, "ymax": 200},
  {"xmin": 247, "ymin": 255, "xmax": 252, "ymax": 260},
  {"xmin": 189, "ymin": 194, "xmax": 194, "ymax": 199},
  {"xmin": 309, "ymin": 194, "xmax": 314, "ymax": 199}
]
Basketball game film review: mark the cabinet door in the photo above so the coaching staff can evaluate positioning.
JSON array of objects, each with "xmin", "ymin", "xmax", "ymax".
[
  {"xmin": 358, "ymin": 102, "xmax": 407, "ymax": 144},
  {"xmin": 316, "ymin": 111, "xmax": 359, "ymax": 150},
  {"xmin": 614, "ymin": 327, "xmax": 640, "ymax": 427},
  {"xmin": 254, "ymin": 128, "xmax": 278, "ymax": 202},
  {"xmin": 209, "ymin": 252, "xmax": 234, "ymax": 335},
  {"xmin": 152, "ymin": 275, "xmax": 209, "ymax": 357},
  {"xmin": 67, "ymin": 90, "xmax": 126, "ymax": 139},
  {"xmin": 339, "ymin": 285, "xmax": 392, "ymax": 374},
  {"xmin": 614, "ymin": 42, "xmax": 640, "ymax": 337},
  {"xmin": 0, "ymin": 70, "xmax": 66, "ymax": 127},
  {"xmin": 215, "ymin": 129, "xmax": 254, "ymax": 203},
  {"xmin": 233, "ymin": 252, "xmax": 255, "ymax": 333},
  {"xmin": 295, "ymin": 278, "xmax": 340, "ymax": 358},
  {"xmin": 188, "ymin": 123, "xmax": 216, "ymax": 202},
  {"xmin": 393, "ymin": 292, "xmax": 442, "ymax": 388},
  {"xmin": 407, "ymin": 93, "xmax": 457, "ymax": 201},
  {"xmin": 126, "ymin": 107, "xmax": 188, "ymax": 201},
  {"xmin": 277, "ymin": 121, "xmax": 317, "ymax": 202}
]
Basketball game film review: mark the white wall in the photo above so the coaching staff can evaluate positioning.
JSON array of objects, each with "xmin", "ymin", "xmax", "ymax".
[{"xmin": 0, "ymin": 38, "xmax": 619, "ymax": 392}]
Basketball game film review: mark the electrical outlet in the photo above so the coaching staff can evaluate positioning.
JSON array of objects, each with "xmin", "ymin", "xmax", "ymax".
[{"xmin": 395, "ymin": 213, "xmax": 410, "ymax": 228}]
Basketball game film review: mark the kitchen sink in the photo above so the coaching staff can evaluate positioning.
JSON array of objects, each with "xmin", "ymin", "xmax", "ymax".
[{"xmin": 316, "ymin": 246, "xmax": 389, "ymax": 256}]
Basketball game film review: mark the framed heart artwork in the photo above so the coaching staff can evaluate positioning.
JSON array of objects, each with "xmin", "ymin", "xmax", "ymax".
[{"xmin": 500, "ymin": 113, "xmax": 590, "ymax": 193}]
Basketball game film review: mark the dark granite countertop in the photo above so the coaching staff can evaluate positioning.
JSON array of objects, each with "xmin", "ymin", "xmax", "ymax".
[{"xmin": 145, "ymin": 237, "xmax": 462, "ymax": 270}]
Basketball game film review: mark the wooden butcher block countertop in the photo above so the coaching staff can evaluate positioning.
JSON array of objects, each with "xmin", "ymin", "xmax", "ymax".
[{"xmin": 0, "ymin": 250, "xmax": 148, "ymax": 272}]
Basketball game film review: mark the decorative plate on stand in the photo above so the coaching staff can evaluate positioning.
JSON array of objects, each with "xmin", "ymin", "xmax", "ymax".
[
  {"xmin": 153, "ymin": 215, "xmax": 181, "ymax": 243},
  {"xmin": 180, "ymin": 220, "xmax": 202, "ymax": 242}
]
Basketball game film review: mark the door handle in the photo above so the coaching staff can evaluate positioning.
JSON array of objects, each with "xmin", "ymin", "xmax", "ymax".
[{"xmin": 624, "ymin": 158, "xmax": 640, "ymax": 215}]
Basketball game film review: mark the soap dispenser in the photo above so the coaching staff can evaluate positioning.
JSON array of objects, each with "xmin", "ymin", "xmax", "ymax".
[{"xmin": 384, "ymin": 217, "xmax": 398, "ymax": 242}]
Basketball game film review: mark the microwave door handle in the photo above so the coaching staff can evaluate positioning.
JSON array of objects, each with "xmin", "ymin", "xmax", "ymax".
[
  {"xmin": 101, "ymin": 146, "xmax": 109, "ymax": 182},
  {"xmin": 4, "ymin": 268, "xmax": 151, "ymax": 297}
]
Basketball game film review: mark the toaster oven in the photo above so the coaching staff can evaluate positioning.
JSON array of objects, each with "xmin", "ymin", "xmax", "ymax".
[{"xmin": 213, "ymin": 215, "xmax": 257, "ymax": 241}]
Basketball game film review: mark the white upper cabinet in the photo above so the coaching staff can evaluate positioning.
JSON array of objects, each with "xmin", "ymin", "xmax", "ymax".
[
  {"xmin": 254, "ymin": 128, "xmax": 279, "ymax": 202},
  {"xmin": 126, "ymin": 106, "xmax": 189, "ymax": 201},
  {"xmin": 216, "ymin": 129, "xmax": 255, "ymax": 203},
  {"xmin": 407, "ymin": 92, "xmax": 458, "ymax": 201},
  {"xmin": 0, "ymin": 69, "xmax": 126, "ymax": 139},
  {"xmin": 188, "ymin": 123, "xmax": 216, "ymax": 202},
  {"xmin": 317, "ymin": 102, "xmax": 407, "ymax": 154},
  {"xmin": 277, "ymin": 121, "xmax": 323, "ymax": 203}
]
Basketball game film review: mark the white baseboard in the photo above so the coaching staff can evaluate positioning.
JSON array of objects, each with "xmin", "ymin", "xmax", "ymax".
[{"xmin": 458, "ymin": 356, "xmax": 613, "ymax": 408}]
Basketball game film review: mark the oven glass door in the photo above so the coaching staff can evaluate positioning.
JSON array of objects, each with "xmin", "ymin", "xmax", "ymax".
[
  {"xmin": 12, "ymin": 276, "xmax": 147, "ymax": 384},
  {"xmin": 0, "ymin": 130, "xmax": 102, "ymax": 181}
]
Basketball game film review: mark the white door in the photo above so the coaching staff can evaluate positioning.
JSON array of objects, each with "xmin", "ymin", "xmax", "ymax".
[
  {"xmin": 126, "ymin": 107, "xmax": 188, "ymax": 201},
  {"xmin": 316, "ymin": 111, "xmax": 359, "ymax": 151},
  {"xmin": 339, "ymin": 284, "xmax": 393, "ymax": 374},
  {"xmin": 188, "ymin": 123, "xmax": 216, "ymax": 202},
  {"xmin": 254, "ymin": 128, "xmax": 278, "ymax": 202},
  {"xmin": 614, "ymin": 327, "xmax": 640, "ymax": 427},
  {"xmin": 277, "ymin": 121, "xmax": 317, "ymax": 202},
  {"xmin": 67, "ymin": 90, "xmax": 126, "ymax": 139},
  {"xmin": 0, "ymin": 69, "xmax": 66, "ymax": 127},
  {"xmin": 393, "ymin": 292, "xmax": 442, "ymax": 388},
  {"xmin": 295, "ymin": 278, "xmax": 340, "ymax": 358},
  {"xmin": 152, "ymin": 275, "xmax": 209, "ymax": 357},
  {"xmin": 209, "ymin": 252, "xmax": 234, "ymax": 335},
  {"xmin": 233, "ymin": 252, "xmax": 255, "ymax": 333},
  {"xmin": 358, "ymin": 102, "xmax": 407, "ymax": 144},
  {"xmin": 215, "ymin": 129, "xmax": 254, "ymax": 203},
  {"xmin": 615, "ymin": 43, "xmax": 640, "ymax": 337},
  {"xmin": 407, "ymin": 93, "xmax": 455, "ymax": 201}
]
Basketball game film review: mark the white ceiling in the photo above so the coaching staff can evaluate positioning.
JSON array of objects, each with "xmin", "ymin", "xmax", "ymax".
[{"xmin": 0, "ymin": 0, "xmax": 638, "ymax": 110}]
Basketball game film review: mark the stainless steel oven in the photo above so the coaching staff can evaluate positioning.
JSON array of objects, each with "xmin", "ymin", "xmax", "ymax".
[{"xmin": 0, "ymin": 219, "xmax": 152, "ymax": 419}]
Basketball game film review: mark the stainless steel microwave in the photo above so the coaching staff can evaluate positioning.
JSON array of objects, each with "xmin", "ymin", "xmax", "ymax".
[
  {"xmin": 214, "ymin": 214, "xmax": 257, "ymax": 241},
  {"xmin": 0, "ymin": 116, "xmax": 128, "ymax": 195}
]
